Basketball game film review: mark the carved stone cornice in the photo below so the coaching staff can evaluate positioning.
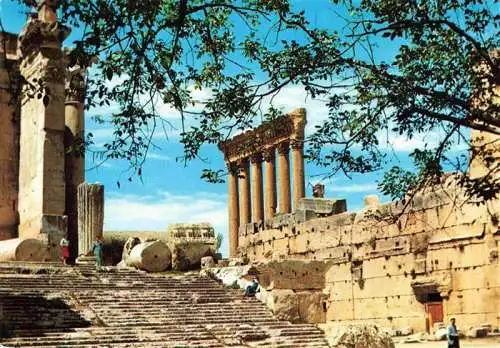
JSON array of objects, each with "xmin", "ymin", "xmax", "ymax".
[
  {"xmin": 65, "ymin": 66, "xmax": 86, "ymax": 104},
  {"xmin": 276, "ymin": 141, "xmax": 290, "ymax": 155}
]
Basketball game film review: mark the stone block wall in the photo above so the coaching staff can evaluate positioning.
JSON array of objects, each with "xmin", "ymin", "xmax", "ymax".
[{"xmin": 238, "ymin": 182, "xmax": 500, "ymax": 331}]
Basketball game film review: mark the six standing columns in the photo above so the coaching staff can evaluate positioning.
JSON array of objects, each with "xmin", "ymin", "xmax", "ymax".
[{"xmin": 226, "ymin": 139, "xmax": 306, "ymax": 257}]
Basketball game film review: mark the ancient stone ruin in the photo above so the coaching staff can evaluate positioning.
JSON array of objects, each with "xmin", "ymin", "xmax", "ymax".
[
  {"xmin": 0, "ymin": 1, "xmax": 498, "ymax": 347},
  {"xmin": 218, "ymin": 108, "xmax": 307, "ymax": 257},
  {"xmin": 214, "ymin": 69, "xmax": 500, "ymax": 337},
  {"xmin": 0, "ymin": 2, "xmax": 102, "ymax": 263}
]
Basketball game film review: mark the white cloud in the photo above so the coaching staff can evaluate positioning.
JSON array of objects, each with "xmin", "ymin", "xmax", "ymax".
[
  {"xmin": 328, "ymin": 183, "xmax": 378, "ymax": 193},
  {"xmin": 104, "ymin": 191, "xmax": 229, "ymax": 254},
  {"xmin": 146, "ymin": 152, "xmax": 171, "ymax": 161}
]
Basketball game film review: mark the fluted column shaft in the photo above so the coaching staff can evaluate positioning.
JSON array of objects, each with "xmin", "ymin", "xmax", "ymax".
[
  {"xmin": 251, "ymin": 155, "xmax": 264, "ymax": 222},
  {"xmin": 77, "ymin": 183, "xmax": 104, "ymax": 256},
  {"xmin": 227, "ymin": 163, "xmax": 240, "ymax": 257},
  {"xmin": 277, "ymin": 142, "xmax": 291, "ymax": 214},
  {"xmin": 291, "ymin": 140, "xmax": 305, "ymax": 209},
  {"xmin": 264, "ymin": 149, "xmax": 276, "ymax": 220},
  {"xmin": 238, "ymin": 159, "xmax": 251, "ymax": 225}
]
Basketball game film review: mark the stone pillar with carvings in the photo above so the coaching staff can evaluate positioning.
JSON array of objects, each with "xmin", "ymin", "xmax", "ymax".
[
  {"xmin": 17, "ymin": 1, "xmax": 71, "ymax": 256},
  {"xmin": 263, "ymin": 148, "xmax": 277, "ymax": 220},
  {"xmin": 238, "ymin": 158, "xmax": 251, "ymax": 225},
  {"xmin": 65, "ymin": 66, "xmax": 86, "ymax": 261},
  {"xmin": 227, "ymin": 162, "xmax": 239, "ymax": 257},
  {"xmin": 277, "ymin": 142, "xmax": 291, "ymax": 214},
  {"xmin": 77, "ymin": 183, "xmax": 104, "ymax": 258},
  {"xmin": 250, "ymin": 154, "xmax": 264, "ymax": 222},
  {"xmin": 291, "ymin": 140, "xmax": 305, "ymax": 209}
]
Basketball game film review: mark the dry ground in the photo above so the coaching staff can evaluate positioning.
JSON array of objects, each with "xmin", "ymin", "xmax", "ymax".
[{"xmin": 395, "ymin": 337, "xmax": 500, "ymax": 347}]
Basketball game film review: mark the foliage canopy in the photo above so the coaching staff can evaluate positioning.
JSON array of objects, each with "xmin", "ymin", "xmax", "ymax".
[{"xmin": 3, "ymin": 0, "xmax": 499, "ymax": 203}]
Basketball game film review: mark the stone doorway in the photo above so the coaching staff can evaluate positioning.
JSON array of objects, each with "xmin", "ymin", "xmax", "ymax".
[{"xmin": 424, "ymin": 293, "xmax": 443, "ymax": 332}]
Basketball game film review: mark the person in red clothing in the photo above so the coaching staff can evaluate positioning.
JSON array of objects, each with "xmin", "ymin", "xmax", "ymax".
[{"xmin": 60, "ymin": 234, "xmax": 70, "ymax": 265}]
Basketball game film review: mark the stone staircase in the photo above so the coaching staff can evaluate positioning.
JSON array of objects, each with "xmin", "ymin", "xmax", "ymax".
[{"xmin": 0, "ymin": 263, "xmax": 330, "ymax": 347}]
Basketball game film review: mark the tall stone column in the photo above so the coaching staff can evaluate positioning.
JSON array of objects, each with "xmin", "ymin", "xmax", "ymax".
[
  {"xmin": 263, "ymin": 148, "xmax": 277, "ymax": 220},
  {"xmin": 65, "ymin": 67, "xmax": 86, "ymax": 261},
  {"xmin": 17, "ymin": 1, "xmax": 71, "ymax": 256},
  {"xmin": 291, "ymin": 140, "xmax": 305, "ymax": 210},
  {"xmin": 250, "ymin": 154, "xmax": 264, "ymax": 222},
  {"xmin": 277, "ymin": 142, "xmax": 291, "ymax": 214},
  {"xmin": 0, "ymin": 32, "xmax": 20, "ymax": 241},
  {"xmin": 77, "ymin": 183, "xmax": 104, "ymax": 257},
  {"xmin": 227, "ymin": 163, "xmax": 240, "ymax": 257},
  {"xmin": 238, "ymin": 159, "xmax": 251, "ymax": 225}
]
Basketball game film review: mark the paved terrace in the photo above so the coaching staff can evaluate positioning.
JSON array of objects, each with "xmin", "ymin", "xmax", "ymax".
[{"xmin": 0, "ymin": 262, "xmax": 329, "ymax": 347}]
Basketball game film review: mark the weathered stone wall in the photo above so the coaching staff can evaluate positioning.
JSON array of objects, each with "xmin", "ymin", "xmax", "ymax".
[
  {"xmin": 238, "ymin": 182, "xmax": 500, "ymax": 331},
  {"xmin": 0, "ymin": 32, "xmax": 20, "ymax": 241}
]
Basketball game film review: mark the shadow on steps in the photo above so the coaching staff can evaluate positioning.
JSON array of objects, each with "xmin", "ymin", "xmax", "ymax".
[{"xmin": 0, "ymin": 293, "xmax": 91, "ymax": 339}]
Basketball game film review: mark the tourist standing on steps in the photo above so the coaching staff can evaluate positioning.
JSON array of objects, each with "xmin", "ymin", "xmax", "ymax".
[
  {"xmin": 447, "ymin": 318, "xmax": 460, "ymax": 348},
  {"xmin": 92, "ymin": 236, "xmax": 104, "ymax": 270},
  {"xmin": 60, "ymin": 234, "xmax": 70, "ymax": 265}
]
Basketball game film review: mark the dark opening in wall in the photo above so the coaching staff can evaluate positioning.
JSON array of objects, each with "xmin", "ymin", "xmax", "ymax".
[{"xmin": 322, "ymin": 301, "xmax": 328, "ymax": 312}]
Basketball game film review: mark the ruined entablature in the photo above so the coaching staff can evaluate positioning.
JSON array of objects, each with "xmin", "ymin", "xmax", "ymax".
[
  {"xmin": 166, "ymin": 223, "xmax": 216, "ymax": 244},
  {"xmin": 218, "ymin": 108, "xmax": 306, "ymax": 163}
]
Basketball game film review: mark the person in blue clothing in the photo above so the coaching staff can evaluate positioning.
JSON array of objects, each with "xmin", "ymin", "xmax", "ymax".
[
  {"xmin": 244, "ymin": 276, "xmax": 260, "ymax": 297},
  {"xmin": 447, "ymin": 318, "xmax": 460, "ymax": 348},
  {"xmin": 92, "ymin": 235, "xmax": 104, "ymax": 269}
]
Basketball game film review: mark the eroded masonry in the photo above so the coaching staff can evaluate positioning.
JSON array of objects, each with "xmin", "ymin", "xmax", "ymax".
[
  {"xmin": 219, "ymin": 66, "xmax": 500, "ymax": 332},
  {"xmin": 0, "ymin": 2, "xmax": 101, "ymax": 261}
]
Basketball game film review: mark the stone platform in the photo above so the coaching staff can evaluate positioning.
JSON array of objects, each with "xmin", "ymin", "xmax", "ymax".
[{"xmin": 0, "ymin": 262, "xmax": 330, "ymax": 347}]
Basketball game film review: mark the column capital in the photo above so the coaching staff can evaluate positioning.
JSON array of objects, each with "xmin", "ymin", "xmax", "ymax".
[
  {"xmin": 290, "ymin": 139, "xmax": 304, "ymax": 150},
  {"xmin": 262, "ymin": 148, "xmax": 275, "ymax": 162},
  {"xmin": 276, "ymin": 141, "xmax": 290, "ymax": 155},
  {"xmin": 65, "ymin": 66, "xmax": 87, "ymax": 104},
  {"xmin": 250, "ymin": 153, "xmax": 263, "ymax": 164},
  {"xmin": 38, "ymin": 0, "xmax": 59, "ymax": 23},
  {"xmin": 226, "ymin": 161, "xmax": 239, "ymax": 175},
  {"xmin": 236, "ymin": 157, "xmax": 249, "ymax": 169}
]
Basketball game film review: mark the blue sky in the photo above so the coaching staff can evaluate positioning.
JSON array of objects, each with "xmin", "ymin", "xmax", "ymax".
[{"xmin": 0, "ymin": 0, "xmax": 467, "ymax": 256}]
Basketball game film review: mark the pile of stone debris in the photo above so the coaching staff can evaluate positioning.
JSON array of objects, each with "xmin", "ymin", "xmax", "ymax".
[{"xmin": 116, "ymin": 223, "xmax": 218, "ymax": 272}]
